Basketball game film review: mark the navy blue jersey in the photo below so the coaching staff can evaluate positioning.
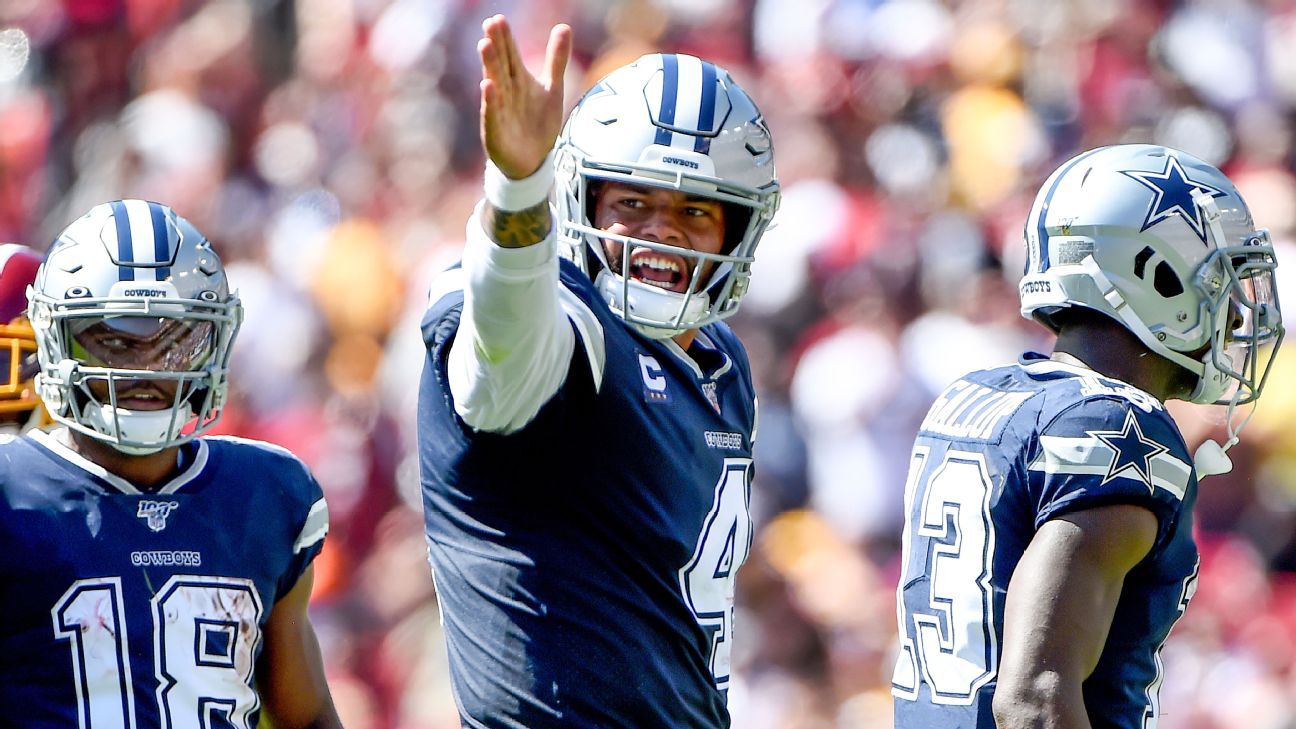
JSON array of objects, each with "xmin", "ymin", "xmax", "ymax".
[
  {"xmin": 893, "ymin": 354, "xmax": 1199, "ymax": 729},
  {"xmin": 0, "ymin": 430, "xmax": 328, "ymax": 729},
  {"xmin": 419, "ymin": 259, "xmax": 757, "ymax": 729}
]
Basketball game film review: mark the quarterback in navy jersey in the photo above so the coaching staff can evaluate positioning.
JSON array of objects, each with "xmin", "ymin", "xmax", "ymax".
[
  {"xmin": 893, "ymin": 145, "xmax": 1283, "ymax": 728},
  {"xmin": 0, "ymin": 201, "xmax": 342, "ymax": 728},
  {"xmin": 418, "ymin": 16, "xmax": 778, "ymax": 729}
]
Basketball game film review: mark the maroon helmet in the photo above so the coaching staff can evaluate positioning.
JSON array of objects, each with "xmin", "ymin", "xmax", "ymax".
[{"xmin": 0, "ymin": 244, "xmax": 43, "ymax": 418}]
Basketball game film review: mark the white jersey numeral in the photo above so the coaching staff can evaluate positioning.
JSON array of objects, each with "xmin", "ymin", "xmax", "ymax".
[
  {"xmin": 53, "ymin": 579, "xmax": 137, "ymax": 729},
  {"xmin": 892, "ymin": 449, "xmax": 998, "ymax": 704},
  {"xmin": 680, "ymin": 457, "xmax": 754, "ymax": 690},
  {"xmin": 52, "ymin": 576, "xmax": 264, "ymax": 728}
]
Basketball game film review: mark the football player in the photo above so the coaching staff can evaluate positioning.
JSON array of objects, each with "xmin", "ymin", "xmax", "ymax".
[
  {"xmin": 892, "ymin": 144, "xmax": 1283, "ymax": 727},
  {"xmin": 418, "ymin": 15, "xmax": 778, "ymax": 728},
  {"xmin": 0, "ymin": 201, "xmax": 343, "ymax": 728},
  {"xmin": 0, "ymin": 243, "xmax": 46, "ymax": 433}
]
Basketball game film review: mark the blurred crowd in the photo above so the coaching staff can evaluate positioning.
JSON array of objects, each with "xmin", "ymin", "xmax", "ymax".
[{"xmin": 6, "ymin": 0, "xmax": 1296, "ymax": 726}]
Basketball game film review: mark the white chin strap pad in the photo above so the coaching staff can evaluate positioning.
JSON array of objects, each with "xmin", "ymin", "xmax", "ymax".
[
  {"xmin": 88, "ymin": 404, "xmax": 192, "ymax": 455},
  {"xmin": 595, "ymin": 269, "xmax": 709, "ymax": 337},
  {"xmin": 1193, "ymin": 439, "xmax": 1234, "ymax": 478}
]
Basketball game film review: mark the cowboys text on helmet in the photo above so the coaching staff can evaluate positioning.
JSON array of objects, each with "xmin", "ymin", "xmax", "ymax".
[
  {"xmin": 29, "ymin": 200, "xmax": 243, "ymax": 454},
  {"xmin": 1020, "ymin": 144, "xmax": 1283, "ymax": 406},
  {"xmin": 555, "ymin": 53, "xmax": 780, "ymax": 338}
]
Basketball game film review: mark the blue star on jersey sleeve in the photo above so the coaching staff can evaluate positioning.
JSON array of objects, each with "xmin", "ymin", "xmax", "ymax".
[
  {"xmin": 1090, "ymin": 409, "xmax": 1170, "ymax": 489},
  {"xmin": 1028, "ymin": 396, "xmax": 1193, "ymax": 534}
]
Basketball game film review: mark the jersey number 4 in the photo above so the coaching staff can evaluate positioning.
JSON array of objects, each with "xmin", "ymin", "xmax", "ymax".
[
  {"xmin": 51, "ymin": 575, "xmax": 264, "ymax": 729},
  {"xmin": 680, "ymin": 457, "xmax": 754, "ymax": 692},
  {"xmin": 891, "ymin": 446, "xmax": 998, "ymax": 704}
]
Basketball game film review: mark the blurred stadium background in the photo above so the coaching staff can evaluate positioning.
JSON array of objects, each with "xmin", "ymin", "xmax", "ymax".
[{"xmin": 5, "ymin": 0, "xmax": 1296, "ymax": 726}]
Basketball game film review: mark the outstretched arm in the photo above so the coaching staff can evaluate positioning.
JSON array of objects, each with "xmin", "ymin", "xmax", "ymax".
[
  {"xmin": 256, "ymin": 565, "xmax": 344, "ymax": 729},
  {"xmin": 992, "ymin": 504, "xmax": 1157, "ymax": 729},
  {"xmin": 446, "ymin": 16, "xmax": 583, "ymax": 434},
  {"xmin": 478, "ymin": 14, "xmax": 571, "ymax": 248}
]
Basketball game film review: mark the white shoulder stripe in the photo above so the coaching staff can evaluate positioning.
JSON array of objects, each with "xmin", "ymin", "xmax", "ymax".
[
  {"xmin": 1029, "ymin": 435, "xmax": 1191, "ymax": 500},
  {"xmin": 426, "ymin": 267, "xmax": 467, "ymax": 308},
  {"xmin": 559, "ymin": 287, "xmax": 605, "ymax": 392},
  {"xmin": 293, "ymin": 498, "xmax": 330, "ymax": 554}
]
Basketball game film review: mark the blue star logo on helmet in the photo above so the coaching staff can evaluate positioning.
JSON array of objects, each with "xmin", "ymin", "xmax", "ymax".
[{"xmin": 1122, "ymin": 155, "xmax": 1227, "ymax": 244}]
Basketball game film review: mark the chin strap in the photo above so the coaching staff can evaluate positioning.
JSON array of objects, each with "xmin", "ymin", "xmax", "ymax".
[
  {"xmin": 1190, "ymin": 164, "xmax": 1262, "ymax": 480},
  {"xmin": 1193, "ymin": 394, "xmax": 1257, "ymax": 478}
]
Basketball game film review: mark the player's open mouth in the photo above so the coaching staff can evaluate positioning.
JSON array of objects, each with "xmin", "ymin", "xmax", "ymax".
[
  {"xmin": 113, "ymin": 386, "xmax": 174, "ymax": 411},
  {"xmin": 629, "ymin": 250, "xmax": 691, "ymax": 294}
]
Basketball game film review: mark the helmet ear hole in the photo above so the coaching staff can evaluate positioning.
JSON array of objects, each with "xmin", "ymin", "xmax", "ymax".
[
  {"xmin": 1153, "ymin": 262, "xmax": 1184, "ymax": 298},
  {"xmin": 1132, "ymin": 245, "xmax": 1184, "ymax": 298},
  {"xmin": 1134, "ymin": 246, "xmax": 1155, "ymax": 278}
]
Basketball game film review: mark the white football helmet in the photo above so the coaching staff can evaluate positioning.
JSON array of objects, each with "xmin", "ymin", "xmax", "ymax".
[
  {"xmin": 29, "ymin": 200, "xmax": 242, "ymax": 454},
  {"xmin": 1021, "ymin": 144, "xmax": 1283, "ymax": 405},
  {"xmin": 555, "ymin": 53, "xmax": 781, "ymax": 338}
]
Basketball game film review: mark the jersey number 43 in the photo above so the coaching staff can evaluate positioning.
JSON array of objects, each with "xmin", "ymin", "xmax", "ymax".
[{"xmin": 891, "ymin": 445, "xmax": 999, "ymax": 705}]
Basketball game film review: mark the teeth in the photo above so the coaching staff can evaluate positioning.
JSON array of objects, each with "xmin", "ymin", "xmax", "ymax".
[
  {"xmin": 634, "ymin": 255, "xmax": 681, "ymax": 274},
  {"xmin": 640, "ymin": 279, "xmax": 676, "ymax": 290}
]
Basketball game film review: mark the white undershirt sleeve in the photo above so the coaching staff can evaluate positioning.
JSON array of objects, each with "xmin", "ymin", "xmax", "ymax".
[{"xmin": 445, "ymin": 200, "xmax": 576, "ymax": 433}]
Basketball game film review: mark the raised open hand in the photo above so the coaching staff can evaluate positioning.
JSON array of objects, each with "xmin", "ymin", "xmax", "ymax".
[{"xmin": 478, "ymin": 15, "xmax": 572, "ymax": 180}]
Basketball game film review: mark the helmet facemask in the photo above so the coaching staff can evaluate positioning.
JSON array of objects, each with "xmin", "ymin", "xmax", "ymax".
[
  {"xmin": 1188, "ymin": 229, "xmax": 1283, "ymax": 406},
  {"xmin": 553, "ymin": 53, "xmax": 780, "ymax": 339},
  {"xmin": 31, "ymin": 294, "xmax": 241, "ymax": 455},
  {"xmin": 1021, "ymin": 145, "xmax": 1284, "ymax": 408},
  {"xmin": 31, "ymin": 199, "xmax": 243, "ymax": 455},
  {"xmin": 560, "ymin": 162, "xmax": 774, "ymax": 338}
]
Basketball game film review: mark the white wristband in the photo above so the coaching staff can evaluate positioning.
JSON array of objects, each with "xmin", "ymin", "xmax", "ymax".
[{"xmin": 484, "ymin": 151, "xmax": 555, "ymax": 212}]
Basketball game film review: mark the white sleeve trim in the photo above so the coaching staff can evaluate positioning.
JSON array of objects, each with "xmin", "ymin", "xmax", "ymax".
[
  {"xmin": 1028, "ymin": 434, "xmax": 1191, "ymax": 500},
  {"xmin": 446, "ymin": 201, "xmax": 578, "ymax": 433},
  {"xmin": 558, "ymin": 286, "xmax": 606, "ymax": 392},
  {"xmin": 293, "ymin": 498, "xmax": 329, "ymax": 554}
]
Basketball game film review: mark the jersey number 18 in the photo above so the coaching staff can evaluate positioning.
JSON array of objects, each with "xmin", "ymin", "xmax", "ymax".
[{"xmin": 52, "ymin": 575, "xmax": 264, "ymax": 729}]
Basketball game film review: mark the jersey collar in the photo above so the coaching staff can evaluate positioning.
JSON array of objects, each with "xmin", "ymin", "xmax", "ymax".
[
  {"xmin": 1019, "ymin": 350, "xmax": 1097, "ymax": 377},
  {"xmin": 661, "ymin": 330, "xmax": 733, "ymax": 381},
  {"xmin": 28, "ymin": 428, "xmax": 210, "ymax": 496},
  {"xmin": 1019, "ymin": 351, "xmax": 1165, "ymax": 407}
]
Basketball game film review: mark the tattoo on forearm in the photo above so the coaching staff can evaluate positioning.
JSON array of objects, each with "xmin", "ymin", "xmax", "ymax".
[{"xmin": 484, "ymin": 200, "xmax": 551, "ymax": 248}]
